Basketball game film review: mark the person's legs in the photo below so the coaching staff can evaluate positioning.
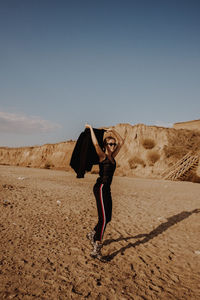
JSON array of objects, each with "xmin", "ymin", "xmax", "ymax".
[
  {"xmin": 90, "ymin": 183, "xmax": 112, "ymax": 259},
  {"xmin": 93, "ymin": 183, "xmax": 107, "ymax": 242},
  {"xmin": 103, "ymin": 186, "xmax": 112, "ymax": 225},
  {"xmin": 86, "ymin": 183, "xmax": 100, "ymax": 246}
]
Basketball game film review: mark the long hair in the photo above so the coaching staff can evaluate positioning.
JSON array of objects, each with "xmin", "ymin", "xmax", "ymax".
[{"xmin": 102, "ymin": 136, "xmax": 116, "ymax": 152}]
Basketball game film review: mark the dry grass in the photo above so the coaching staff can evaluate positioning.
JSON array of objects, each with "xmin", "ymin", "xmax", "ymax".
[
  {"xmin": 44, "ymin": 161, "xmax": 54, "ymax": 169},
  {"xmin": 142, "ymin": 138, "xmax": 155, "ymax": 149},
  {"xmin": 164, "ymin": 130, "xmax": 200, "ymax": 159},
  {"xmin": 147, "ymin": 151, "xmax": 160, "ymax": 165},
  {"xmin": 128, "ymin": 156, "xmax": 146, "ymax": 169},
  {"xmin": 163, "ymin": 146, "xmax": 187, "ymax": 159},
  {"xmin": 183, "ymin": 172, "xmax": 200, "ymax": 183},
  {"xmin": 91, "ymin": 166, "xmax": 99, "ymax": 174},
  {"xmin": 91, "ymin": 169, "xmax": 99, "ymax": 174}
]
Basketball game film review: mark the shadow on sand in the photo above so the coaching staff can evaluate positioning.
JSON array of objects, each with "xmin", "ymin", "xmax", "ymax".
[{"xmin": 102, "ymin": 208, "xmax": 200, "ymax": 262}]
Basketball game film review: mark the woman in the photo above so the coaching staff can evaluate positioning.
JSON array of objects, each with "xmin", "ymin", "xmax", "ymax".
[{"xmin": 85, "ymin": 124, "xmax": 124, "ymax": 259}]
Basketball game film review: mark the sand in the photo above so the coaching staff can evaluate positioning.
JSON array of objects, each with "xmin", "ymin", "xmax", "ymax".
[{"xmin": 0, "ymin": 165, "xmax": 200, "ymax": 300}]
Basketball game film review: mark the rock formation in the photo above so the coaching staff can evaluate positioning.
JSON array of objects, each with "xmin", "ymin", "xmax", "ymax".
[
  {"xmin": 173, "ymin": 119, "xmax": 200, "ymax": 131},
  {"xmin": 0, "ymin": 123, "xmax": 200, "ymax": 182}
]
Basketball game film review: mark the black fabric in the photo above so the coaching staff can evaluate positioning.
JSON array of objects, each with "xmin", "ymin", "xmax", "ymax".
[
  {"xmin": 93, "ymin": 156, "xmax": 116, "ymax": 241},
  {"xmin": 97, "ymin": 156, "xmax": 116, "ymax": 185},
  {"xmin": 93, "ymin": 183, "xmax": 112, "ymax": 242},
  {"xmin": 70, "ymin": 128, "xmax": 105, "ymax": 178}
]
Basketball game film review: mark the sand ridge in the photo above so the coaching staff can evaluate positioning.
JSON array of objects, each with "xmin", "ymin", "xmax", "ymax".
[{"xmin": 0, "ymin": 166, "xmax": 200, "ymax": 299}]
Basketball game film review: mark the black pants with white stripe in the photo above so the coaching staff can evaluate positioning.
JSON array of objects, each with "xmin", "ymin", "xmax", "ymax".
[{"xmin": 93, "ymin": 182, "xmax": 112, "ymax": 242}]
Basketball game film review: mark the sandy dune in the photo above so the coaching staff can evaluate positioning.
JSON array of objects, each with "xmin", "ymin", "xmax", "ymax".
[{"xmin": 0, "ymin": 165, "xmax": 200, "ymax": 299}]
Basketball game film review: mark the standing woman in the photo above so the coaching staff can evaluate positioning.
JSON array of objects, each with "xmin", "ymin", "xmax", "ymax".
[{"xmin": 85, "ymin": 124, "xmax": 124, "ymax": 259}]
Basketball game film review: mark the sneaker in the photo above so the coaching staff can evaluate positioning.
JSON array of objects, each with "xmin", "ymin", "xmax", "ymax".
[
  {"xmin": 90, "ymin": 241, "xmax": 102, "ymax": 260},
  {"xmin": 86, "ymin": 230, "xmax": 95, "ymax": 245}
]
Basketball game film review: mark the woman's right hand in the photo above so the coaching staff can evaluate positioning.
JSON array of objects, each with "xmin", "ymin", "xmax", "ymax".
[{"xmin": 85, "ymin": 123, "xmax": 91, "ymax": 129}]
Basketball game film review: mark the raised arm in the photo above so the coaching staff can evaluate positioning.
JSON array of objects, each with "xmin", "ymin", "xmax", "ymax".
[
  {"xmin": 85, "ymin": 124, "xmax": 105, "ymax": 161},
  {"xmin": 106, "ymin": 127, "xmax": 125, "ymax": 157}
]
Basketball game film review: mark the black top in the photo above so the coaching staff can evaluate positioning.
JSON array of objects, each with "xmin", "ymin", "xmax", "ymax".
[{"xmin": 96, "ymin": 155, "xmax": 116, "ymax": 185}]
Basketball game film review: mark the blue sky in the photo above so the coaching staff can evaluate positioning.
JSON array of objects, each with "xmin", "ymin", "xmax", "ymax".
[{"xmin": 0, "ymin": 0, "xmax": 200, "ymax": 147}]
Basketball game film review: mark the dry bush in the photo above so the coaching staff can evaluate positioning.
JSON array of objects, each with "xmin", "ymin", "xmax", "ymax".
[
  {"xmin": 91, "ymin": 166, "xmax": 99, "ymax": 174},
  {"xmin": 147, "ymin": 151, "xmax": 160, "ymax": 165},
  {"xmin": 183, "ymin": 172, "xmax": 200, "ymax": 183},
  {"xmin": 142, "ymin": 138, "xmax": 155, "ymax": 149},
  {"xmin": 163, "ymin": 146, "xmax": 187, "ymax": 159},
  {"xmin": 128, "ymin": 156, "xmax": 146, "ymax": 169},
  {"xmin": 44, "ymin": 163, "xmax": 51, "ymax": 169},
  {"xmin": 44, "ymin": 161, "xmax": 54, "ymax": 169},
  {"xmin": 164, "ymin": 130, "xmax": 200, "ymax": 159},
  {"xmin": 91, "ymin": 169, "xmax": 99, "ymax": 174}
]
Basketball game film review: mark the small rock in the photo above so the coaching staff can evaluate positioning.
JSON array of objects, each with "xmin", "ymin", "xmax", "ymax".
[
  {"xmin": 157, "ymin": 216, "xmax": 166, "ymax": 221},
  {"xmin": 3, "ymin": 199, "xmax": 10, "ymax": 206},
  {"xmin": 17, "ymin": 177, "xmax": 25, "ymax": 180}
]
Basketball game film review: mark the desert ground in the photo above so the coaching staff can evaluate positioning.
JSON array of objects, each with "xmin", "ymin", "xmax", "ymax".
[{"xmin": 0, "ymin": 165, "xmax": 200, "ymax": 300}]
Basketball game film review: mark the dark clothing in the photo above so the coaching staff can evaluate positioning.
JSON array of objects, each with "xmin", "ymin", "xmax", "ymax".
[
  {"xmin": 93, "ymin": 155, "xmax": 116, "ymax": 242},
  {"xmin": 93, "ymin": 183, "xmax": 112, "ymax": 242},
  {"xmin": 70, "ymin": 128, "xmax": 105, "ymax": 178},
  {"xmin": 97, "ymin": 156, "xmax": 116, "ymax": 185}
]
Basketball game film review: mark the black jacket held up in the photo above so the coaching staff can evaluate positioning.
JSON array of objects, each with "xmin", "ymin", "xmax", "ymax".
[{"xmin": 70, "ymin": 128, "xmax": 105, "ymax": 178}]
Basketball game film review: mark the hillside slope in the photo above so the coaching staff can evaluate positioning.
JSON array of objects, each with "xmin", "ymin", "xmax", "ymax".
[
  {"xmin": 173, "ymin": 119, "xmax": 200, "ymax": 131},
  {"xmin": 0, "ymin": 124, "xmax": 200, "ymax": 181}
]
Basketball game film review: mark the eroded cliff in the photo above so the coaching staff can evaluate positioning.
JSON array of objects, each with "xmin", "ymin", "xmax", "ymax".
[{"xmin": 1, "ymin": 124, "xmax": 200, "ymax": 181}]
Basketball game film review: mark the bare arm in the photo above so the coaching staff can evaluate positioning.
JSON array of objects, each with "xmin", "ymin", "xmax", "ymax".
[
  {"xmin": 107, "ymin": 127, "xmax": 125, "ymax": 157},
  {"xmin": 85, "ymin": 124, "xmax": 105, "ymax": 161}
]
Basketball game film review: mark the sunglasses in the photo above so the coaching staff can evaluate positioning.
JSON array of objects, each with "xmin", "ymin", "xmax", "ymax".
[{"xmin": 107, "ymin": 143, "xmax": 117, "ymax": 147}]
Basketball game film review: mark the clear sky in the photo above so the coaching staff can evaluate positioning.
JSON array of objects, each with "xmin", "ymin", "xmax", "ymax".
[{"xmin": 0, "ymin": 0, "xmax": 200, "ymax": 147}]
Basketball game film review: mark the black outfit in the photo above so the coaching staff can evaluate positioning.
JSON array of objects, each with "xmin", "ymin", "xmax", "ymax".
[
  {"xmin": 70, "ymin": 128, "xmax": 105, "ymax": 178},
  {"xmin": 93, "ymin": 155, "xmax": 116, "ymax": 242}
]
